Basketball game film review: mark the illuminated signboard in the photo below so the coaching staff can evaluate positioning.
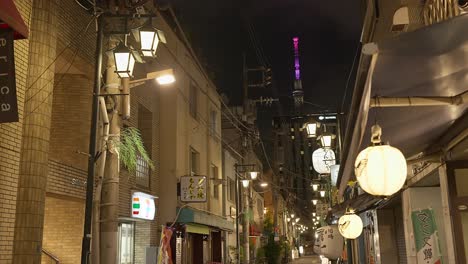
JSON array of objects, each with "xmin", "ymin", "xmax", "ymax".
[
  {"xmin": 131, "ymin": 192, "xmax": 156, "ymax": 220},
  {"xmin": 180, "ymin": 176, "xmax": 207, "ymax": 202}
]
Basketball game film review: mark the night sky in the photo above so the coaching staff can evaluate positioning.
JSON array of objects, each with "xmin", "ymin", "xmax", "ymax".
[{"xmin": 164, "ymin": 0, "xmax": 364, "ymax": 113}]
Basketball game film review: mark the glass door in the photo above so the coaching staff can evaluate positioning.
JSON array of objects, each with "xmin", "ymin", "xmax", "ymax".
[{"xmin": 447, "ymin": 161, "xmax": 468, "ymax": 264}]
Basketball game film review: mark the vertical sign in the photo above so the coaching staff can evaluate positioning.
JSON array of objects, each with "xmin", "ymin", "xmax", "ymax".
[
  {"xmin": 411, "ymin": 209, "xmax": 442, "ymax": 264},
  {"xmin": 0, "ymin": 28, "xmax": 19, "ymax": 123},
  {"xmin": 175, "ymin": 237, "xmax": 182, "ymax": 264}
]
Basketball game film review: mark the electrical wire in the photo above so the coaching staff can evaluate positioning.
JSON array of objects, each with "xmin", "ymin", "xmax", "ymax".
[
  {"xmin": 340, "ymin": 43, "xmax": 361, "ymax": 112},
  {"xmin": 23, "ymin": 16, "xmax": 96, "ymax": 106}
]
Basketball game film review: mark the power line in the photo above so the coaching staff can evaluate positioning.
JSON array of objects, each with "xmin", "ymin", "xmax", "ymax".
[{"xmin": 340, "ymin": 43, "xmax": 361, "ymax": 112}]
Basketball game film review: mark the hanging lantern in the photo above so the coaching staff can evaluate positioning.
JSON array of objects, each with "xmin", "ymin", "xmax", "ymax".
[
  {"xmin": 249, "ymin": 171, "xmax": 259, "ymax": 180},
  {"xmin": 312, "ymin": 148, "xmax": 336, "ymax": 174},
  {"xmin": 319, "ymin": 190, "xmax": 326, "ymax": 197},
  {"xmin": 311, "ymin": 182, "xmax": 319, "ymax": 191},
  {"xmin": 338, "ymin": 210, "xmax": 363, "ymax": 239},
  {"xmin": 314, "ymin": 225, "xmax": 344, "ymax": 260},
  {"xmin": 114, "ymin": 42, "xmax": 136, "ymax": 78},
  {"xmin": 312, "ymin": 199, "xmax": 318, "ymax": 205},
  {"xmin": 355, "ymin": 124, "xmax": 407, "ymax": 196}
]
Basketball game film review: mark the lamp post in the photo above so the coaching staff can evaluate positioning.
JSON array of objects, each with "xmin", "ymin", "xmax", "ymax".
[{"xmin": 234, "ymin": 164, "xmax": 260, "ymax": 264}]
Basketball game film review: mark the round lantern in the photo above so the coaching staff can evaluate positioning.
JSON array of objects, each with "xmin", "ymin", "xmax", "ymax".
[
  {"xmin": 312, "ymin": 148, "xmax": 336, "ymax": 174},
  {"xmin": 354, "ymin": 125, "xmax": 407, "ymax": 196},
  {"xmin": 338, "ymin": 211, "xmax": 363, "ymax": 239}
]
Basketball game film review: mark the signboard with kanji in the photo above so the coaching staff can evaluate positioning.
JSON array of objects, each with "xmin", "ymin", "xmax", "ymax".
[
  {"xmin": 411, "ymin": 208, "xmax": 442, "ymax": 264},
  {"xmin": 180, "ymin": 176, "xmax": 207, "ymax": 202}
]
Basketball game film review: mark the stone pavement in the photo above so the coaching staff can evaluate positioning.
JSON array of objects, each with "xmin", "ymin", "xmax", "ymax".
[{"xmin": 291, "ymin": 255, "xmax": 321, "ymax": 263}]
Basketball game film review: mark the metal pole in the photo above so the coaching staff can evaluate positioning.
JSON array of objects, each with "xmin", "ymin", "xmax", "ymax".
[
  {"xmin": 81, "ymin": 15, "xmax": 103, "ymax": 264},
  {"xmin": 235, "ymin": 165, "xmax": 240, "ymax": 263}
]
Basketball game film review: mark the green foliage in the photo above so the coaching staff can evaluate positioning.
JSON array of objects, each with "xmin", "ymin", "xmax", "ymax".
[
  {"xmin": 255, "ymin": 247, "xmax": 266, "ymax": 264},
  {"xmin": 118, "ymin": 127, "xmax": 154, "ymax": 173},
  {"xmin": 261, "ymin": 213, "xmax": 281, "ymax": 264}
]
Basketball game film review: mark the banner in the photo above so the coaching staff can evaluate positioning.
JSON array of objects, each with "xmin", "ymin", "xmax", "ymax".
[
  {"xmin": 0, "ymin": 28, "xmax": 19, "ymax": 123},
  {"xmin": 411, "ymin": 209, "xmax": 442, "ymax": 264},
  {"xmin": 157, "ymin": 226, "xmax": 174, "ymax": 264}
]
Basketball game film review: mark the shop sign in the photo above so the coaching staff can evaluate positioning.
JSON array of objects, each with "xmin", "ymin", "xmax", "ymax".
[
  {"xmin": 411, "ymin": 208, "xmax": 442, "ymax": 264},
  {"xmin": 180, "ymin": 176, "xmax": 207, "ymax": 202},
  {"xmin": 0, "ymin": 28, "xmax": 19, "ymax": 123},
  {"xmin": 175, "ymin": 237, "xmax": 182, "ymax": 264},
  {"xmin": 131, "ymin": 192, "xmax": 156, "ymax": 220}
]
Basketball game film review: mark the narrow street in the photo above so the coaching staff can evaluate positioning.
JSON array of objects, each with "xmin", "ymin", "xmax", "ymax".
[{"xmin": 291, "ymin": 255, "xmax": 322, "ymax": 264}]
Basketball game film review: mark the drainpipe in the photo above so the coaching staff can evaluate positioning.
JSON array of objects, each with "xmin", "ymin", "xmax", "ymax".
[{"xmin": 221, "ymin": 150, "xmax": 228, "ymax": 263}]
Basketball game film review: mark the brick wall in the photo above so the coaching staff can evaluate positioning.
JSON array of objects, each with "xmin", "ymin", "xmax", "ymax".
[
  {"xmin": 0, "ymin": 0, "xmax": 31, "ymax": 262},
  {"xmin": 42, "ymin": 194, "xmax": 85, "ymax": 264}
]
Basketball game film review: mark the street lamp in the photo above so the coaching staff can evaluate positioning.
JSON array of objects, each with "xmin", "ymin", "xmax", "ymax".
[
  {"xmin": 311, "ymin": 182, "xmax": 319, "ymax": 191},
  {"xmin": 260, "ymin": 182, "xmax": 268, "ymax": 187},
  {"xmin": 295, "ymin": 218, "xmax": 300, "ymax": 223},
  {"xmin": 305, "ymin": 122, "xmax": 318, "ymax": 138},
  {"xmin": 291, "ymin": 213, "xmax": 295, "ymax": 218},
  {"xmin": 139, "ymin": 23, "xmax": 166, "ymax": 57},
  {"xmin": 312, "ymin": 199, "xmax": 318, "ymax": 205},
  {"xmin": 312, "ymin": 212, "xmax": 316, "ymax": 217},
  {"xmin": 320, "ymin": 190, "xmax": 326, "ymax": 197},
  {"xmin": 287, "ymin": 217, "xmax": 291, "ymax": 222},
  {"xmin": 318, "ymin": 133, "xmax": 335, "ymax": 149},
  {"xmin": 241, "ymin": 180, "xmax": 250, "ymax": 188},
  {"xmin": 113, "ymin": 42, "xmax": 136, "ymax": 78},
  {"xmin": 249, "ymin": 171, "xmax": 259, "ymax": 180}
]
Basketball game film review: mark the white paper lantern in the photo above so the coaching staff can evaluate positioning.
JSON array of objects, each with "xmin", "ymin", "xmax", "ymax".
[
  {"xmin": 338, "ymin": 212, "xmax": 363, "ymax": 239},
  {"xmin": 312, "ymin": 148, "xmax": 336, "ymax": 174},
  {"xmin": 354, "ymin": 144, "xmax": 407, "ymax": 196},
  {"xmin": 313, "ymin": 225, "xmax": 343, "ymax": 260}
]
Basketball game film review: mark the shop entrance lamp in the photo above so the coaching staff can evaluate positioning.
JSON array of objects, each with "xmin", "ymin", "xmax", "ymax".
[
  {"xmin": 114, "ymin": 42, "xmax": 136, "ymax": 78},
  {"xmin": 139, "ymin": 22, "xmax": 166, "ymax": 57},
  {"xmin": 355, "ymin": 124, "xmax": 407, "ymax": 196}
]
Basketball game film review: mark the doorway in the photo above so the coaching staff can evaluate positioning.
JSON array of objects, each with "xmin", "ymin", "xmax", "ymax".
[
  {"xmin": 211, "ymin": 231, "xmax": 222, "ymax": 263},
  {"xmin": 447, "ymin": 161, "xmax": 468, "ymax": 264},
  {"xmin": 192, "ymin": 234, "xmax": 204, "ymax": 264}
]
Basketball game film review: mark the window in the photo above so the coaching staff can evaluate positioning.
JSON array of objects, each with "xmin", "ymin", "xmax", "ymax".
[
  {"xmin": 136, "ymin": 154, "xmax": 150, "ymax": 188},
  {"xmin": 257, "ymin": 199, "xmax": 263, "ymax": 216},
  {"xmin": 189, "ymin": 83, "xmax": 198, "ymax": 119},
  {"xmin": 209, "ymin": 110, "xmax": 217, "ymax": 137},
  {"xmin": 227, "ymin": 178, "xmax": 235, "ymax": 202},
  {"xmin": 211, "ymin": 165, "xmax": 219, "ymax": 199},
  {"xmin": 190, "ymin": 148, "xmax": 199, "ymax": 176},
  {"xmin": 118, "ymin": 223, "xmax": 134, "ymax": 264}
]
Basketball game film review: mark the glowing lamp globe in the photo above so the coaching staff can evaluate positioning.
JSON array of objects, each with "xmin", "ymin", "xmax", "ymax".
[
  {"xmin": 355, "ymin": 144, "xmax": 407, "ymax": 196},
  {"xmin": 338, "ymin": 211, "xmax": 363, "ymax": 239}
]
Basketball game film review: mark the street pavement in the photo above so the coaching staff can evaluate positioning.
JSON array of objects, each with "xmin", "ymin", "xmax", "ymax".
[{"xmin": 291, "ymin": 255, "xmax": 321, "ymax": 264}]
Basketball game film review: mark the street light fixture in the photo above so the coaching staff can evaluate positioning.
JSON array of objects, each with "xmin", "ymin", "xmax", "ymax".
[
  {"xmin": 312, "ymin": 212, "xmax": 316, "ymax": 217},
  {"xmin": 114, "ymin": 42, "xmax": 136, "ymax": 78},
  {"xmin": 241, "ymin": 180, "xmax": 250, "ymax": 188},
  {"xmin": 260, "ymin": 182, "xmax": 268, "ymax": 187},
  {"xmin": 139, "ymin": 23, "xmax": 166, "ymax": 57},
  {"xmin": 311, "ymin": 182, "xmax": 319, "ymax": 191},
  {"xmin": 249, "ymin": 171, "xmax": 259, "ymax": 180},
  {"xmin": 295, "ymin": 218, "xmax": 300, "ymax": 223},
  {"xmin": 318, "ymin": 133, "xmax": 335, "ymax": 149},
  {"xmin": 305, "ymin": 122, "xmax": 318, "ymax": 138},
  {"xmin": 291, "ymin": 213, "xmax": 295, "ymax": 218},
  {"xmin": 320, "ymin": 190, "xmax": 326, "ymax": 197},
  {"xmin": 312, "ymin": 199, "xmax": 318, "ymax": 205}
]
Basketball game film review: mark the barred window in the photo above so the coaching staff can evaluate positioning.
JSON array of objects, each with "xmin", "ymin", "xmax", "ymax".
[{"xmin": 136, "ymin": 155, "xmax": 150, "ymax": 188}]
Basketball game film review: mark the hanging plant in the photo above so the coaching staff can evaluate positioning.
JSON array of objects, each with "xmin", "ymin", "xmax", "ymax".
[{"xmin": 118, "ymin": 127, "xmax": 154, "ymax": 173}]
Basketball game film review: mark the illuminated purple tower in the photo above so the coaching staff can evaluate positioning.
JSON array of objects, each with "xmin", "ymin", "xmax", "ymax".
[{"xmin": 292, "ymin": 37, "xmax": 304, "ymax": 109}]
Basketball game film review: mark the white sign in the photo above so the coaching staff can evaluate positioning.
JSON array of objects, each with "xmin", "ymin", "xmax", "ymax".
[
  {"xmin": 330, "ymin": 164, "xmax": 340, "ymax": 186},
  {"xmin": 131, "ymin": 192, "xmax": 156, "ymax": 220},
  {"xmin": 176, "ymin": 237, "xmax": 182, "ymax": 264},
  {"xmin": 180, "ymin": 176, "xmax": 207, "ymax": 202}
]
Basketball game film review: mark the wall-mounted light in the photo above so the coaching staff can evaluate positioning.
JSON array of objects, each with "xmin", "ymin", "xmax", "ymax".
[
  {"xmin": 320, "ymin": 190, "xmax": 326, "ymax": 197},
  {"xmin": 249, "ymin": 171, "xmax": 259, "ymax": 180},
  {"xmin": 241, "ymin": 180, "xmax": 250, "ymax": 188},
  {"xmin": 311, "ymin": 183, "xmax": 319, "ymax": 191},
  {"xmin": 305, "ymin": 122, "xmax": 318, "ymax": 138},
  {"xmin": 139, "ymin": 22, "xmax": 166, "ymax": 57},
  {"xmin": 312, "ymin": 199, "xmax": 318, "ymax": 205},
  {"xmin": 318, "ymin": 133, "xmax": 335, "ymax": 149},
  {"xmin": 260, "ymin": 182, "xmax": 268, "ymax": 187}
]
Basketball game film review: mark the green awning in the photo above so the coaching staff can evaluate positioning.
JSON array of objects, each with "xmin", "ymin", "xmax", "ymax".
[{"xmin": 185, "ymin": 223, "xmax": 210, "ymax": 235}]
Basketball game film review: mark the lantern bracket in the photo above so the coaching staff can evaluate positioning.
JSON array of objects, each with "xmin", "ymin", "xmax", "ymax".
[{"xmin": 370, "ymin": 124, "xmax": 383, "ymax": 145}]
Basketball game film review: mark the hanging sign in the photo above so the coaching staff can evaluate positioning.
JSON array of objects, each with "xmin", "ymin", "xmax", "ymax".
[
  {"xmin": 411, "ymin": 209, "xmax": 442, "ymax": 264},
  {"xmin": 131, "ymin": 192, "xmax": 156, "ymax": 220},
  {"xmin": 180, "ymin": 176, "xmax": 207, "ymax": 202},
  {"xmin": 314, "ymin": 225, "xmax": 344, "ymax": 260},
  {"xmin": 0, "ymin": 28, "xmax": 19, "ymax": 123},
  {"xmin": 175, "ymin": 236, "xmax": 182, "ymax": 264}
]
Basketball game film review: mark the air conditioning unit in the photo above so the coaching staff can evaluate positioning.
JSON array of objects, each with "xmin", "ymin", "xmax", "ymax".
[{"xmin": 391, "ymin": 6, "xmax": 410, "ymax": 32}]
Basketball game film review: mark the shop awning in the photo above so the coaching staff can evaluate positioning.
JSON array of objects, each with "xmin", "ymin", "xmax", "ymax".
[
  {"xmin": 176, "ymin": 207, "xmax": 235, "ymax": 231},
  {"xmin": 185, "ymin": 223, "xmax": 210, "ymax": 235},
  {"xmin": 0, "ymin": 0, "xmax": 29, "ymax": 39},
  {"xmin": 338, "ymin": 14, "xmax": 468, "ymax": 197}
]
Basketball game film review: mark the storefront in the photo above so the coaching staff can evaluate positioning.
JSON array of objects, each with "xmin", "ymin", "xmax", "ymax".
[{"xmin": 174, "ymin": 207, "xmax": 234, "ymax": 264}]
